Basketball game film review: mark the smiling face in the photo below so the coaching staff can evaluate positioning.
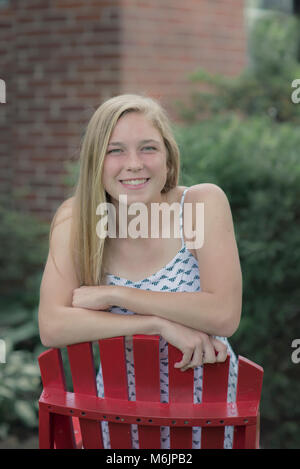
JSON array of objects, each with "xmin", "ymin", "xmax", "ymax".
[{"xmin": 102, "ymin": 111, "xmax": 168, "ymax": 207}]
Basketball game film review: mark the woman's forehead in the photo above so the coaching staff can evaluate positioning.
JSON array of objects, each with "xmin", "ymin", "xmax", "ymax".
[{"xmin": 110, "ymin": 112, "xmax": 162, "ymax": 141}]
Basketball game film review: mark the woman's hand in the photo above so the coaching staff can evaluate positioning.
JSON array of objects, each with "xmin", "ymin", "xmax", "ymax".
[
  {"xmin": 158, "ymin": 318, "xmax": 228, "ymax": 371},
  {"xmin": 72, "ymin": 285, "xmax": 116, "ymax": 311}
]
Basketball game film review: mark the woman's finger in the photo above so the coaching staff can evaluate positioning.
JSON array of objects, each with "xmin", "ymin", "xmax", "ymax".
[
  {"xmin": 174, "ymin": 348, "xmax": 193, "ymax": 370},
  {"xmin": 201, "ymin": 337, "xmax": 217, "ymax": 364},
  {"xmin": 182, "ymin": 345, "xmax": 204, "ymax": 371},
  {"xmin": 211, "ymin": 338, "xmax": 228, "ymax": 362}
]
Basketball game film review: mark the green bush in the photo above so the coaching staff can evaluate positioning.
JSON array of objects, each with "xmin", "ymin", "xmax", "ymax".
[
  {"xmin": 175, "ymin": 12, "xmax": 300, "ymax": 124},
  {"xmin": 0, "ymin": 196, "xmax": 49, "ymax": 439},
  {"xmin": 173, "ymin": 10, "xmax": 300, "ymax": 448},
  {"xmin": 0, "ymin": 195, "xmax": 49, "ymax": 307},
  {"xmin": 174, "ymin": 113, "xmax": 300, "ymax": 448}
]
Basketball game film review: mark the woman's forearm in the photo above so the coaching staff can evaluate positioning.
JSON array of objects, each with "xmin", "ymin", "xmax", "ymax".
[
  {"xmin": 39, "ymin": 305, "xmax": 161, "ymax": 349},
  {"xmin": 112, "ymin": 287, "xmax": 240, "ymax": 338}
]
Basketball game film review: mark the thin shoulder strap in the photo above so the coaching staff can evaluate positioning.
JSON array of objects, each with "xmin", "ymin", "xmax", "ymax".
[{"xmin": 179, "ymin": 188, "xmax": 189, "ymax": 247}]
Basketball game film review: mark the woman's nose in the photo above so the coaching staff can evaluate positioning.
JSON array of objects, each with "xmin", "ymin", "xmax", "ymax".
[{"xmin": 126, "ymin": 151, "xmax": 144, "ymax": 169}]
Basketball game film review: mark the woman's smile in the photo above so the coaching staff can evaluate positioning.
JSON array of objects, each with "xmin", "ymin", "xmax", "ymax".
[{"xmin": 119, "ymin": 178, "xmax": 151, "ymax": 189}]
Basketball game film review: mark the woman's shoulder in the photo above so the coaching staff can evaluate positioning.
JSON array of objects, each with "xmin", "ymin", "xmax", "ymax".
[
  {"xmin": 61, "ymin": 196, "xmax": 75, "ymax": 210},
  {"xmin": 50, "ymin": 197, "xmax": 75, "ymax": 236},
  {"xmin": 55, "ymin": 196, "xmax": 74, "ymax": 217},
  {"xmin": 177, "ymin": 183, "xmax": 227, "ymax": 201},
  {"xmin": 171, "ymin": 183, "xmax": 223, "ymax": 203}
]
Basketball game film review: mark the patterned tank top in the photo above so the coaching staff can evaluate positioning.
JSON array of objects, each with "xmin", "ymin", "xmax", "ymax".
[{"xmin": 96, "ymin": 187, "xmax": 238, "ymax": 449}]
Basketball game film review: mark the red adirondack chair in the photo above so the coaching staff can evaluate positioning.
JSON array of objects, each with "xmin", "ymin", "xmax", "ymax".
[{"xmin": 38, "ymin": 335, "xmax": 263, "ymax": 449}]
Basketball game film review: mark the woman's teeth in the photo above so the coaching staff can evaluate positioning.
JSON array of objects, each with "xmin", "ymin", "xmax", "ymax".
[{"xmin": 121, "ymin": 179, "xmax": 148, "ymax": 185}]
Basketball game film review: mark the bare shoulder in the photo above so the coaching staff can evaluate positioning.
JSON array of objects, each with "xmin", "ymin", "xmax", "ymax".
[
  {"xmin": 188, "ymin": 183, "xmax": 232, "ymax": 216},
  {"xmin": 172, "ymin": 183, "xmax": 228, "ymax": 203},
  {"xmin": 48, "ymin": 197, "xmax": 76, "ymax": 270},
  {"xmin": 54, "ymin": 196, "xmax": 74, "ymax": 218},
  {"xmin": 51, "ymin": 197, "xmax": 74, "ymax": 234},
  {"xmin": 188, "ymin": 183, "xmax": 228, "ymax": 200}
]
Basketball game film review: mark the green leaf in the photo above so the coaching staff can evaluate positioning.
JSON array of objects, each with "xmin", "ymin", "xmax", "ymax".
[{"xmin": 14, "ymin": 401, "xmax": 37, "ymax": 428}]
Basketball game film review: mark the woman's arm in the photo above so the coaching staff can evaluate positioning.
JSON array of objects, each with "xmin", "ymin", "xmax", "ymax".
[
  {"xmin": 38, "ymin": 200, "xmax": 162, "ymax": 348},
  {"xmin": 112, "ymin": 287, "xmax": 232, "ymax": 337},
  {"xmin": 115, "ymin": 184, "xmax": 242, "ymax": 337},
  {"xmin": 74, "ymin": 185, "xmax": 242, "ymax": 338},
  {"xmin": 40, "ymin": 304, "xmax": 161, "ymax": 349},
  {"xmin": 39, "ymin": 197, "xmax": 227, "ymax": 369}
]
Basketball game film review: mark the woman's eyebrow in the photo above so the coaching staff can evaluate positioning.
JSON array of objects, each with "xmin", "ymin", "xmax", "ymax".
[
  {"xmin": 140, "ymin": 139, "xmax": 161, "ymax": 145},
  {"xmin": 107, "ymin": 141, "xmax": 124, "ymax": 146},
  {"xmin": 108, "ymin": 139, "xmax": 161, "ymax": 146}
]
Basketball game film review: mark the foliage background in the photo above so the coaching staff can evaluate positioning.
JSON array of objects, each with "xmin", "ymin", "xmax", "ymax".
[
  {"xmin": 0, "ymin": 11, "xmax": 299, "ymax": 448},
  {"xmin": 174, "ymin": 11, "xmax": 300, "ymax": 448}
]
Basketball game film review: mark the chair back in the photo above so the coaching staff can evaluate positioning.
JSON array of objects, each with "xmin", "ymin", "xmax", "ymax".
[{"xmin": 38, "ymin": 335, "xmax": 263, "ymax": 449}]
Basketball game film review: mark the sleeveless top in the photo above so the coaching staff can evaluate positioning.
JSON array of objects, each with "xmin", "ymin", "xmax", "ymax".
[{"xmin": 96, "ymin": 187, "xmax": 238, "ymax": 449}]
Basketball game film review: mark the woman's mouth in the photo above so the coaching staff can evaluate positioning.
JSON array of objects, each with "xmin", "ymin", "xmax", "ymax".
[{"xmin": 119, "ymin": 178, "xmax": 150, "ymax": 189}]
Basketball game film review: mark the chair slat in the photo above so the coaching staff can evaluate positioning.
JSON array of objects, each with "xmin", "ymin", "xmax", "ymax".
[
  {"xmin": 67, "ymin": 342, "xmax": 103, "ymax": 449},
  {"xmin": 39, "ymin": 338, "xmax": 263, "ymax": 451},
  {"xmin": 233, "ymin": 356, "xmax": 263, "ymax": 449},
  {"xmin": 133, "ymin": 335, "xmax": 161, "ymax": 449},
  {"xmin": 98, "ymin": 337, "xmax": 132, "ymax": 448},
  {"xmin": 201, "ymin": 355, "xmax": 230, "ymax": 449},
  {"xmin": 38, "ymin": 348, "xmax": 67, "ymax": 390},
  {"xmin": 168, "ymin": 344, "xmax": 194, "ymax": 449},
  {"xmin": 67, "ymin": 342, "xmax": 98, "ymax": 395},
  {"xmin": 235, "ymin": 356, "xmax": 263, "ymax": 403},
  {"xmin": 39, "ymin": 406, "xmax": 53, "ymax": 449},
  {"xmin": 38, "ymin": 349, "xmax": 76, "ymax": 449}
]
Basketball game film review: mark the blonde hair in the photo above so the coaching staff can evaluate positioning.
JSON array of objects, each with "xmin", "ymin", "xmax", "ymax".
[{"xmin": 50, "ymin": 93, "xmax": 180, "ymax": 286}]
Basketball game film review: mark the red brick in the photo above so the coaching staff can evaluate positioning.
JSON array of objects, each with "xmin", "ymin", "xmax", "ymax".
[{"xmin": 1, "ymin": 0, "xmax": 246, "ymax": 220}]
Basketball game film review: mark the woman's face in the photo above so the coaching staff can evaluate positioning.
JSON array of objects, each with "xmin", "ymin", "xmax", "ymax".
[{"xmin": 102, "ymin": 112, "xmax": 168, "ymax": 207}]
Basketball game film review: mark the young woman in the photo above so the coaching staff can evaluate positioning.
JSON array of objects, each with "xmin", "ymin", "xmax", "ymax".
[{"xmin": 38, "ymin": 94, "xmax": 242, "ymax": 449}]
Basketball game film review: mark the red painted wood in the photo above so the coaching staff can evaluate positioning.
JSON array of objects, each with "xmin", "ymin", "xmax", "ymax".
[
  {"xmin": 67, "ymin": 342, "xmax": 103, "ymax": 449},
  {"xmin": 98, "ymin": 337, "xmax": 132, "ymax": 448},
  {"xmin": 38, "ymin": 348, "xmax": 67, "ymax": 390},
  {"xmin": 233, "ymin": 356, "xmax": 263, "ymax": 449},
  {"xmin": 39, "ymin": 388, "xmax": 258, "ymax": 426},
  {"xmin": 133, "ymin": 335, "xmax": 161, "ymax": 448},
  {"xmin": 168, "ymin": 343, "xmax": 194, "ymax": 449},
  {"xmin": 39, "ymin": 405, "xmax": 53, "ymax": 449},
  {"xmin": 38, "ymin": 339, "xmax": 263, "ymax": 450},
  {"xmin": 72, "ymin": 417, "xmax": 83, "ymax": 449},
  {"xmin": 38, "ymin": 349, "xmax": 76, "ymax": 449},
  {"xmin": 201, "ymin": 355, "xmax": 230, "ymax": 449},
  {"xmin": 235, "ymin": 356, "xmax": 263, "ymax": 403},
  {"xmin": 67, "ymin": 343, "xmax": 98, "ymax": 395}
]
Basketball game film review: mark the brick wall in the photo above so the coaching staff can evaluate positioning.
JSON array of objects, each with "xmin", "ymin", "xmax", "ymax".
[
  {"xmin": 0, "ymin": 2, "xmax": 13, "ymax": 207},
  {"xmin": 120, "ymin": 0, "xmax": 247, "ymax": 110},
  {"xmin": 0, "ymin": 0, "xmax": 247, "ymax": 222}
]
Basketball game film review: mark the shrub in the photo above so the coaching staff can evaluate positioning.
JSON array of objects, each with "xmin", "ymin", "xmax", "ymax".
[
  {"xmin": 175, "ymin": 12, "xmax": 300, "ymax": 124},
  {"xmin": 174, "ymin": 113, "xmax": 300, "ymax": 448},
  {"xmin": 0, "ymin": 195, "xmax": 49, "ymax": 439},
  {"xmin": 173, "ymin": 11, "xmax": 300, "ymax": 448}
]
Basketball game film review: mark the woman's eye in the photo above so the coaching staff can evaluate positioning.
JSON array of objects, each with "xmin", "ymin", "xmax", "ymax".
[
  {"xmin": 142, "ymin": 146, "xmax": 156, "ymax": 151},
  {"xmin": 107, "ymin": 148, "xmax": 122, "ymax": 154},
  {"xmin": 107, "ymin": 146, "xmax": 157, "ymax": 154}
]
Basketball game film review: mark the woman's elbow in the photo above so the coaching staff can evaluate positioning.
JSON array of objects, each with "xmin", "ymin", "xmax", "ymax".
[
  {"xmin": 38, "ymin": 311, "xmax": 62, "ymax": 348},
  {"xmin": 39, "ymin": 325, "xmax": 57, "ymax": 348},
  {"xmin": 218, "ymin": 309, "xmax": 241, "ymax": 338}
]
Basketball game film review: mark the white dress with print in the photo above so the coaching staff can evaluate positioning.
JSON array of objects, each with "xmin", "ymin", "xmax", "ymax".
[{"xmin": 96, "ymin": 188, "xmax": 238, "ymax": 449}]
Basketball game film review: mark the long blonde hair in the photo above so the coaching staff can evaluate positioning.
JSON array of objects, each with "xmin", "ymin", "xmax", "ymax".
[{"xmin": 50, "ymin": 94, "xmax": 180, "ymax": 286}]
